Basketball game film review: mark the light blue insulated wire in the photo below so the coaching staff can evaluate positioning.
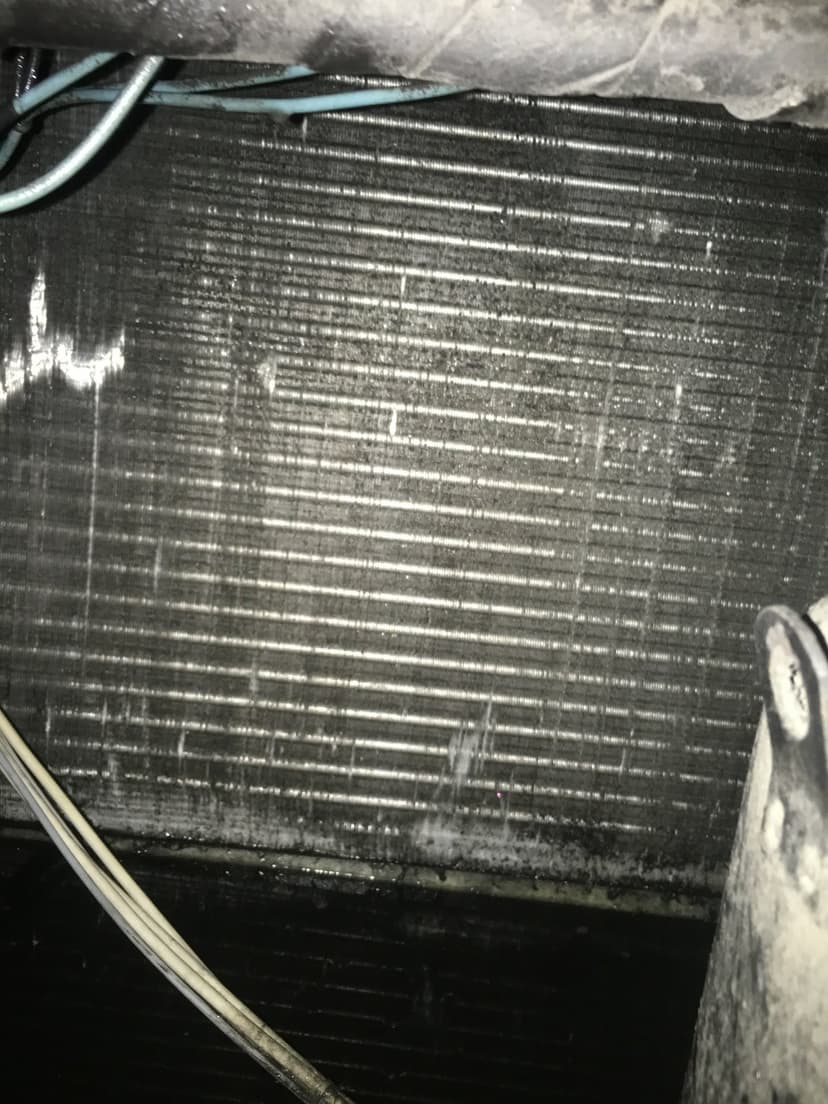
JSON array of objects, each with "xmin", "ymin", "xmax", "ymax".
[
  {"xmin": 0, "ymin": 53, "xmax": 466, "ymax": 208},
  {"xmin": 151, "ymin": 64, "xmax": 316, "ymax": 94},
  {"xmin": 0, "ymin": 62, "xmax": 316, "ymax": 176},
  {"xmin": 7, "ymin": 51, "xmax": 117, "ymax": 119},
  {"xmin": 0, "ymin": 56, "xmax": 164, "ymax": 214},
  {"xmin": 41, "ymin": 80, "xmax": 465, "ymax": 119},
  {"xmin": 0, "ymin": 128, "xmax": 23, "ymax": 173},
  {"xmin": 0, "ymin": 51, "xmax": 118, "ymax": 177}
]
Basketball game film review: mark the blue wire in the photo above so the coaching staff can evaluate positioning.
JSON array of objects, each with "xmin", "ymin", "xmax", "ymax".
[
  {"xmin": 0, "ymin": 56, "xmax": 164, "ymax": 215},
  {"xmin": 0, "ymin": 128, "xmax": 23, "ymax": 174},
  {"xmin": 46, "ymin": 81, "xmax": 465, "ymax": 118},
  {"xmin": 0, "ymin": 52, "xmax": 464, "ymax": 203},
  {"xmin": 0, "ymin": 60, "xmax": 316, "ymax": 177},
  {"xmin": 8, "ymin": 51, "xmax": 117, "ymax": 121},
  {"xmin": 151, "ymin": 65, "xmax": 316, "ymax": 94},
  {"xmin": 1, "ymin": 51, "xmax": 118, "ymax": 178}
]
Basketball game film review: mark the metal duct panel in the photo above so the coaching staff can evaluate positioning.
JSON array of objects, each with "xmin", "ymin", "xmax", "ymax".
[
  {"xmin": 3, "ymin": 1, "xmax": 828, "ymax": 124},
  {"xmin": 1, "ymin": 77, "xmax": 828, "ymax": 895}
]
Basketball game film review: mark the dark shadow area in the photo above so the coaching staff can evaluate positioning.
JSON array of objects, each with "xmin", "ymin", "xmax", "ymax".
[{"xmin": 0, "ymin": 832, "xmax": 712, "ymax": 1103}]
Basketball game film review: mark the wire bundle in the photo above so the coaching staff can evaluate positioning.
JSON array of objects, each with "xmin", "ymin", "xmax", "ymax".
[
  {"xmin": 0, "ymin": 705, "xmax": 355, "ymax": 1104},
  {"xmin": 0, "ymin": 52, "xmax": 464, "ymax": 213},
  {"xmin": 0, "ymin": 55, "xmax": 164, "ymax": 213}
]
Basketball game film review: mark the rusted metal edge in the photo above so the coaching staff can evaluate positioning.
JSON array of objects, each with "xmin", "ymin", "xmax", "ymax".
[{"xmin": 0, "ymin": 821, "xmax": 720, "ymax": 921}]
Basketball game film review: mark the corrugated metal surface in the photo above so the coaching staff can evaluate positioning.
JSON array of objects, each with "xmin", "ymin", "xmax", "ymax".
[
  {"xmin": 2, "ymin": 75, "xmax": 828, "ymax": 893},
  {"xmin": 1, "ymin": 834, "xmax": 712, "ymax": 1102}
]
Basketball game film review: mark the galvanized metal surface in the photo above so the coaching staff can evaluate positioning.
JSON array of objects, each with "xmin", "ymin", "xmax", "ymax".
[
  {"xmin": 1, "ymin": 73, "xmax": 828, "ymax": 898},
  {"xmin": 684, "ymin": 598, "xmax": 828, "ymax": 1102},
  {"xmin": 3, "ymin": 1, "xmax": 828, "ymax": 124}
]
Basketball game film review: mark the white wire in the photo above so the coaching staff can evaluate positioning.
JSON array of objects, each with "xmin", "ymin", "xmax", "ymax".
[
  {"xmin": 0, "ymin": 55, "xmax": 163, "ymax": 214},
  {"xmin": 0, "ymin": 702, "xmax": 193, "ymax": 956},
  {"xmin": 0, "ymin": 707, "xmax": 354, "ymax": 1104},
  {"xmin": 0, "ymin": 726, "xmax": 350, "ymax": 1103},
  {"xmin": 0, "ymin": 739, "xmax": 255, "ymax": 1049},
  {"xmin": 0, "ymin": 740, "xmax": 303, "ymax": 1089}
]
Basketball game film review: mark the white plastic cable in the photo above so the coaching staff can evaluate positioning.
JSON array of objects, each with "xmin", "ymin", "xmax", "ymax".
[{"xmin": 0, "ymin": 705, "xmax": 355, "ymax": 1104}]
